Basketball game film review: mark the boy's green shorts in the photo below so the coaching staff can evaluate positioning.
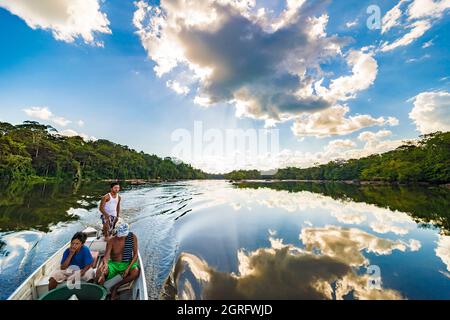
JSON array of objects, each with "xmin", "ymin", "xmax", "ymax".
[{"xmin": 106, "ymin": 261, "xmax": 139, "ymax": 280}]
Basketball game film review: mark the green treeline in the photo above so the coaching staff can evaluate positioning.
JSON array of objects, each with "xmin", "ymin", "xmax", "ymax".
[
  {"xmin": 224, "ymin": 169, "xmax": 261, "ymax": 181},
  {"xmin": 0, "ymin": 121, "xmax": 207, "ymax": 183},
  {"xmin": 275, "ymin": 131, "xmax": 450, "ymax": 183}
]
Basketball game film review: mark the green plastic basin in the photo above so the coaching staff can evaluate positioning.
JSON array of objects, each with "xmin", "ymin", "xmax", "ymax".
[{"xmin": 39, "ymin": 283, "xmax": 107, "ymax": 300}]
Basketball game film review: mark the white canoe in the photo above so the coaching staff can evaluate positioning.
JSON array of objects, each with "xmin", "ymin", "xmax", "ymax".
[{"xmin": 7, "ymin": 227, "xmax": 148, "ymax": 300}]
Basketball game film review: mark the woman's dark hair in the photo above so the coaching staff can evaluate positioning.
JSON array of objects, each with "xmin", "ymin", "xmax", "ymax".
[
  {"xmin": 110, "ymin": 182, "xmax": 120, "ymax": 189},
  {"xmin": 71, "ymin": 232, "xmax": 87, "ymax": 244}
]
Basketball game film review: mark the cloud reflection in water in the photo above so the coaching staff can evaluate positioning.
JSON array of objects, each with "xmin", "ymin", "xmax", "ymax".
[{"xmin": 163, "ymin": 226, "xmax": 412, "ymax": 300}]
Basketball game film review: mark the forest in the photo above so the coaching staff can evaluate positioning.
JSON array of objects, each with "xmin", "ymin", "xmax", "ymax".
[
  {"xmin": 0, "ymin": 121, "xmax": 207, "ymax": 183},
  {"xmin": 224, "ymin": 169, "xmax": 261, "ymax": 181},
  {"xmin": 1, "ymin": 121, "xmax": 449, "ymax": 184},
  {"xmin": 275, "ymin": 131, "xmax": 450, "ymax": 183}
]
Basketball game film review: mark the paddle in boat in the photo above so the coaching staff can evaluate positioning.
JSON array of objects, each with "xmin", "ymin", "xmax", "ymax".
[{"xmin": 7, "ymin": 227, "xmax": 148, "ymax": 300}]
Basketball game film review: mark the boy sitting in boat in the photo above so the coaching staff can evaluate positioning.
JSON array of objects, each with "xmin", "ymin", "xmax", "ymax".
[
  {"xmin": 48, "ymin": 232, "xmax": 95, "ymax": 291},
  {"xmin": 96, "ymin": 223, "xmax": 140, "ymax": 299}
]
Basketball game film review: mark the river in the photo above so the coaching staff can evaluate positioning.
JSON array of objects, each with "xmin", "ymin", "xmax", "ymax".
[{"xmin": 0, "ymin": 180, "xmax": 449, "ymax": 299}]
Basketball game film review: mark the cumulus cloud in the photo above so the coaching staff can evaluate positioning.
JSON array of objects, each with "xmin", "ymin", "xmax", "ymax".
[
  {"xmin": 52, "ymin": 116, "xmax": 72, "ymax": 127},
  {"xmin": 22, "ymin": 106, "xmax": 95, "ymax": 140},
  {"xmin": 178, "ymin": 126, "xmax": 405, "ymax": 173},
  {"xmin": 358, "ymin": 129, "xmax": 393, "ymax": 142},
  {"xmin": 315, "ymin": 50, "xmax": 378, "ymax": 102},
  {"xmin": 58, "ymin": 129, "xmax": 78, "ymax": 137},
  {"xmin": 409, "ymin": 90, "xmax": 450, "ymax": 134},
  {"xmin": 380, "ymin": 0, "xmax": 450, "ymax": 52},
  {"xmin": 346, "ymin": 129, "xmax": 404, "ymax": 158},
  {"xmin": 291, "ymin": 105, "xmax": 398, "ymax": 138},
  {"xmin": 275, "ymin": 129, "xmax": 406, "ymax": 170},
  {"xmin": 327, "ymin": 139, "xmax": 356, "ymax": 150},
  {"xmin": 0, "ymin": 0, "xmax": 111, "ymax": 46},
  {"xmin": 134, "ymin": 0, "xmax": 387, "ymax": 131},
  {"xmin": 22, "ymin": 106, "xmax": 52, "ymax": 120},
  {"xmin": 23, "ymin": 106, "xmax": 72, "ymax": 127}
]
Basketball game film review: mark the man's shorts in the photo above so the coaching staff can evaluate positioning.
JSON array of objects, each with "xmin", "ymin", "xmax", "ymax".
[
  {"xmin": 100, "ymin": 215, "xmax": 116, "ymax": 232},
  {"xmin": 106, "ymin": 261, "xmax": 139, "ymax": 280}
]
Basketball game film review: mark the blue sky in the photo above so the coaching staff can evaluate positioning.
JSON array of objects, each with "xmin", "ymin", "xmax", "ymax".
[{"xmin": 0, "ymin": 0, "xmax": 449, "ymax": 173}]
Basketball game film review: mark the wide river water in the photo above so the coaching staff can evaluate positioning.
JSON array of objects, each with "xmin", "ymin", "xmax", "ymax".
[{"xmin": 0, "ymin": 180, "xmax": 449, "ymax": 299}]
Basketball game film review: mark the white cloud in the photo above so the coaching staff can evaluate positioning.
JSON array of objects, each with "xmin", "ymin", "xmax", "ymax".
[
  {"xmin": 23, "ymin": 106, "xmax": 72, "ymax": 127},
  {"xmin": 59, "ymin": 129, "xmax": 95, "ymax": 141},
  {"xmin": 407, "ymin": 0, "xmax": 450, "ymax": 20},
  {"xmin": 406, "ymin": 53, "xmax": 431, "ymax": 63},
  {"xmin": 358, "ymin": 129, "xmax": 392, "ymax": 141},
  {"xmin": 291, "ymin": 105, "xmax": 398, "ymax": 138},
  {"xmin": 345, "ymin": 19, "xmax": 358, "ymax": 28},
  {"xmin": 382, "ymin": 0, "xmax": 407, "ymax": 34},
  {"xmin": 52, "ymin": 116, "xmax": 71, "ymax": 127},
  {"xmin": 327, "ymin": 139, "xmax": 356, "ymax": 150},
  {"xmin": 436, "ymin": 235, "xmax": 450, "ymax": 272},
  {"xmin": 277, "ymin": 129, "xmax": 405, "ymax": 170},
  {"xmin": 166, "ymin": 80, "xmax": 190, "ymax": 95},
  {"xmin": 422, "ymin": 39, "xmax": 434, "ymax": 48},
  {"xmin": 22, "ymin": 106, "xmax": 96, "ymax": 140},
  {"xmin": 0, "ymin": 0, "xmax": 111, "ymax": 46},
  {"xmin": 409, "ymin": 90, "xmax": 450, "ymax": 134},
  {"xmin": 315, "ymin": 50, "xmax": 378, "ymax": 102},
  {"xmin": 181, "ymin": 127, "xmax": 406, "ymax": 173},
  {"xmin": 381, "ymin": 20, "xmax": 432, "ymax": 52},
  {"xmin": 380, "ymin": 0, "xmax": 449, "ymax": 52},
  {"xmin": 22, "ymin": 106, "xmax": 52, "ymax": 120},
  {"xmin": 58, "ymin": 129, "xmax": 79, "ymax": 137},
  {"xmin": 134, "ymin": 0, "xmax": 381, "ymax": 132}
]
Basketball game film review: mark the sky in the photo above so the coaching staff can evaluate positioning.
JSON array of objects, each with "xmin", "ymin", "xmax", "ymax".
[{"xmin": 0, "ymin": 0, "xmax": 449, "ymax": 173}]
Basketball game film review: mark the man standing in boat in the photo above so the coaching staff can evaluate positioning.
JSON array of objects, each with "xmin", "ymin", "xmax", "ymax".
[{"xmin": 99, "ymin": 182, "xmax": 121, "ymax": 239}]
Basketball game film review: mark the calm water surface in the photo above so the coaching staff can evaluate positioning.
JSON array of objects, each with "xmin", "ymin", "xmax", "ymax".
[{"xmin": 0, "ymin": 180, "xmax": 449, "ymax": 300}]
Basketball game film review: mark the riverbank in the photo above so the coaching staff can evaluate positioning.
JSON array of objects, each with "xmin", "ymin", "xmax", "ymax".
[
  {"xmin": 102, "ymin": 178, "xmax": 207, "ymax": 185},
  {"xmin": 232, "ymin": 179, "xmax": 450, "ymax": 188}
]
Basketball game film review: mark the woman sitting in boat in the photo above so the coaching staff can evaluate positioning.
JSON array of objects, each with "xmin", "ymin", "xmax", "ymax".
[
  {"xmin": 96, "ymin": 223, "xmax": 140, "ymax": 300},
  {"xmin": 48, "ymin": 232, "xmax": 95, "ymax": 290}
]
